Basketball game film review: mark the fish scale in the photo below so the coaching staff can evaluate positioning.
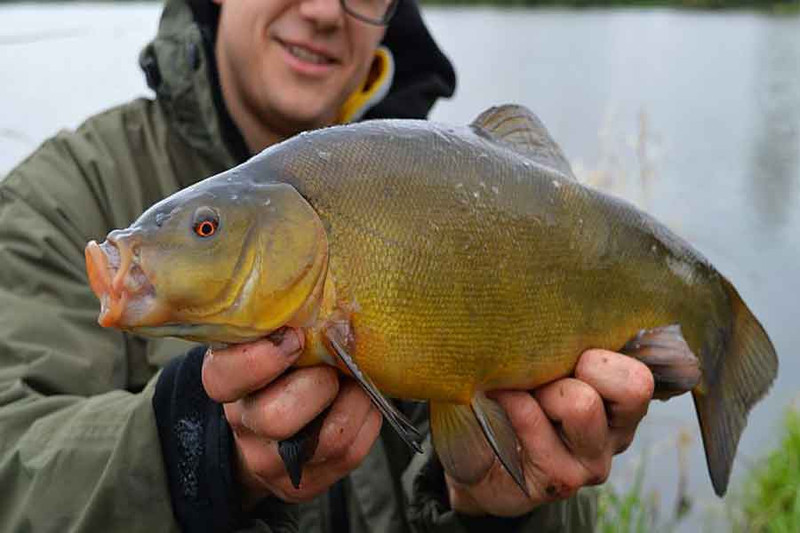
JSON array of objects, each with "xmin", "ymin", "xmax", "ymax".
[{"xmin": 273, "ymin": 127, "xmax": 662, "ymax": 397}]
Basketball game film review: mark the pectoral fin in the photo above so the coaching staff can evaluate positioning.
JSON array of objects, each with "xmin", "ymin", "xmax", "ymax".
[
  {"xmin": 430, "ymin": 394, "xmax": 528, "ymax": 496},
  {"xmin": 324, "ymin": 331, "xmax": 423, "ymax": 453},
  {"xmin": 621, "ymin": 324, "xmax": 701, "ymax": 400},
  {"xmin": 278, "ymin": 408, "xmax": 327, "ymax": 489}
]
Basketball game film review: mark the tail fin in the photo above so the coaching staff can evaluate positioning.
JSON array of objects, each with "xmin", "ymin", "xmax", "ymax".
[{"xmin": 693, "ymin": 278, "xmax": 778, "ymax": 496}]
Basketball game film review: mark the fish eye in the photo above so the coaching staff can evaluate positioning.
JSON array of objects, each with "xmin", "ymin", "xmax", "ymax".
[{"xmin": 192, "ymin": 207, "xmax": 219, "ymax": 238}]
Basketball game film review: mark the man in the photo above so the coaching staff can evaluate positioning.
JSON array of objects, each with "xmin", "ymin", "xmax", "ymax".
[{"xmin": 0, "ymin": 0, "xmax": 654, "ymax": 529}]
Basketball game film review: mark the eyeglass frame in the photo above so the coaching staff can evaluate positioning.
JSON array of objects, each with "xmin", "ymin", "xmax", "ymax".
[{"xmin": 341, "ymin": 0, "xmax": 401, "ymax": 26}]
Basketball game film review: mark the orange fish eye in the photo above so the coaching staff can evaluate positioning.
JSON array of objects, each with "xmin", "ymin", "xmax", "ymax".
[
  {"xmin": 192, "ymin": 207, "xmax": 220, "ymax": 238},
  {"xmin": 194, "ymin": 219, "xmax": 217, "ymax": 237}
]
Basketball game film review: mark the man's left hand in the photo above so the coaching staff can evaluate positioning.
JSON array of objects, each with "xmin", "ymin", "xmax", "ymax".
[{"xmin": 446, "ymin": 349, "xmax": 655, "ymax": 517}]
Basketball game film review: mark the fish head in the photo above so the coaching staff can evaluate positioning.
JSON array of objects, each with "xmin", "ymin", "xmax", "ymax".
[{"xmin": 85, "ymin": 179, "xmax": 328, "ymax": 343}]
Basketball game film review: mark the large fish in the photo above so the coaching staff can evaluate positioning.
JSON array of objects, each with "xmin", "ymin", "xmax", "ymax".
[{"xmin": 85, "ymin": 105, "xmax": 777, "ymax": 497}]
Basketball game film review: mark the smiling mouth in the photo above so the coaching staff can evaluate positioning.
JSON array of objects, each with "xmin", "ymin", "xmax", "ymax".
[{"xmin": 280, "ymin": 39, "xmax": 337, "ymax": 66}]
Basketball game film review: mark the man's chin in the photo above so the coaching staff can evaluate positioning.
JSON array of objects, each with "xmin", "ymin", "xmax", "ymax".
[{"xmin": 261, "ymin": 99, "xmax": 341, "ymax": 138}]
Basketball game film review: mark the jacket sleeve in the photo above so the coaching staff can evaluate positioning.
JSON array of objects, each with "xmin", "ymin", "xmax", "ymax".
[
  {"xmin": 0, "ymin": 108, "xmax": 301, "ymax": 533},
  {"xmin": 0, "ymin": 132, "xmax": 187, "ymax": 532}
]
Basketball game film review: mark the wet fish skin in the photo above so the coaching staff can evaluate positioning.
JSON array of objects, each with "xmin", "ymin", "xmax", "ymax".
[{"xmin": 85, "ymin": 105, "xmax": 777, "ymax": 497}]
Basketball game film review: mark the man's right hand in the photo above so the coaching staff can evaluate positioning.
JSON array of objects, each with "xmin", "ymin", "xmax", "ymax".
[{"xmin": 201, "ymin": 329, "xmax": 382, "ymax": 505}]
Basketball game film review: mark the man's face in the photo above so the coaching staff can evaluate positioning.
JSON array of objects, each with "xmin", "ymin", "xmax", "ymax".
[{"xmin": 214, "ymin": 0, "xmax": 386, "ymax": 146}]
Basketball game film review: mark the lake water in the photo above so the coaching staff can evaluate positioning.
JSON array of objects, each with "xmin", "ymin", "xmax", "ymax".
[{"xmin": 1, "ymin": 3, "xmax": 799, "ymax": 529}]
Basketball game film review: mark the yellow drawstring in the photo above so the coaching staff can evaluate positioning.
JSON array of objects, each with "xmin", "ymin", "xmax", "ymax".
[{"xmin": 336, "ymin": 46, "xmax": 395, "ymax": 124}]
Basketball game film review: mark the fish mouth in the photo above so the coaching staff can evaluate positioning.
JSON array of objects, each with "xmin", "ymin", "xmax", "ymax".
[{"xmin": 85, "ymin": 239, "xmax": 162, "ymax": 328}]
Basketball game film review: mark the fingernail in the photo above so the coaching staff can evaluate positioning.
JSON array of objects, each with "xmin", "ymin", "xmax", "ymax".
[
  {"xmin": 275, "ymin": 329, "xmax": 301, "ymax": 356},
  {"xmin": 267, "ymin": 328, "xmax": 286, "ymax": 345}
]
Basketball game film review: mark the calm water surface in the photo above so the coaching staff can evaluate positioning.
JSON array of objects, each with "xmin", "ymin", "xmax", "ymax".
[{"xmin": 1, "ymin": 4, "xmax": 799, "ymax": 529}]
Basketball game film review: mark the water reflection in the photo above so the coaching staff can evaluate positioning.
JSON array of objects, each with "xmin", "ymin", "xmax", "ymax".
[{"xmin": 749, "ymin": 17, "xmax": 800, "ymax": 231}]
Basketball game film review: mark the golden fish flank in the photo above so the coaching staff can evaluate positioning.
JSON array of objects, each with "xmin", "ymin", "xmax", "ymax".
[{"xmin": 85, "ymin": 104, "xmax": 778, "ymax": 497}]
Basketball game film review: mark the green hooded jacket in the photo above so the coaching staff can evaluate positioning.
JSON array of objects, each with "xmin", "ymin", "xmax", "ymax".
[{"xmin": 0, "ymin": 0, "xmax": 597, "ymax": 530}]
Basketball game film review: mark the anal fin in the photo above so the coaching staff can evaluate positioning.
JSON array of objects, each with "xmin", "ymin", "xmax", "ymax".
[
  {"xmin": 472, "ymin": 393, "xmax": 528, "ymax": 496},
  {"xmin": 430, "ymin": 394, "xmax": 528, "ymax": 496},
  {"xmin": 430, "ymin": 401, "xmax": 495, "ymax": 486},
  {"xmin": 621, "ymin": 324, "xmax": 701, "ymax": 400},
  {"xmin": 324, "ymin": 330, "xmax": 423, "ymax": 453}
]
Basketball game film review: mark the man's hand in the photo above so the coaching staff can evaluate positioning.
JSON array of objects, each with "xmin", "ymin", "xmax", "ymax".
[
  {"xmin": 201, "ymin": 329, "xmax": 382, "ymax": 504},
  {"xmin": 446, "ymin": 349, "xmax": 655, "ymax": 517}
]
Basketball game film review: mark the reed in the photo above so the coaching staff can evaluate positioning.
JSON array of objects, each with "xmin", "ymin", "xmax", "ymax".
[{"xmin": 729, "ymin": 407, "xmax": 800, "ymax": 532}]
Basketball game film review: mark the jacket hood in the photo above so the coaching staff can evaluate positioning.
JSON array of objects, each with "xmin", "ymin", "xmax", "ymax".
[{"xmin": 139, "ymin": 0, "xmax": 456, "ymax": 166}]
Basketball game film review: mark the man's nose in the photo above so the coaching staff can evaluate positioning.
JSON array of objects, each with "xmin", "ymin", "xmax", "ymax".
[{"xmin": 298, "ymin": 0, "xmax": 344, "ymax": 29}]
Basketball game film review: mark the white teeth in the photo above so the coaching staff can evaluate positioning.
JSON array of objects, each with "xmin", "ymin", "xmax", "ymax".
[{"xmin": 286, "ymin": 44, "xmax": 330, "ymax": 65}]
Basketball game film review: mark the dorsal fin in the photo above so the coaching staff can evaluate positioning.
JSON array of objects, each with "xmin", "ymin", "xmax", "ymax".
[{"xmin": 471, "ymin": 104, "xmax": 576, "ymax": 180}]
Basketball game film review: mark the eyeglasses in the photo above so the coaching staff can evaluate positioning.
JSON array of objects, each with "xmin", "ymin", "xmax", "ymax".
[{"xmin": 341, "ymin": 0, "xmax": 400, "ymax": 25}]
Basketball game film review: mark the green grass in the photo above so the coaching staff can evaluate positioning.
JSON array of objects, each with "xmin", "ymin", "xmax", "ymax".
[
  {"xmin": 596, "ymin": 462, "xmax": 691, "ymax": 533},
  {"xmin": 596, "ymin": 410, "xmax": 800, "ymax": 531},
  {"xmin": 730, "ymin": 408, "xmax": 800, "ymax": 532},
  {"xmin": 596, "ymin": 432, "xmax": 693, "ymax": 533},
  {"xmin": 596, "ymin": 455, "xmax": 662, "ymax": 533}
]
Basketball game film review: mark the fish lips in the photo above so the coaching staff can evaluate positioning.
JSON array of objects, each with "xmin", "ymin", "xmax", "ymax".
[{"xmin": 85, "ymin": 239, "xmax": 163, "ymax": 329}]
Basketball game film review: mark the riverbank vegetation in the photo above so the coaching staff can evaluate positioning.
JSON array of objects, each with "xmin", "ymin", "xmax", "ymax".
[
  {"xmin": 595, "ymin": 430, "xmax": 692, "ymax": 532},
  {"xmin": 730, "ymin": 407, "xmax": 800, "ymax": 531},
  {"xmin": 596, "ymin": 407, "xmax": 800, "ymax": 531}
]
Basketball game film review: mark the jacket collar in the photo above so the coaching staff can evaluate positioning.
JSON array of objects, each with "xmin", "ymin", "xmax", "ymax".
[{"xmin": 139, "ymin": 0, "xmax": 244, "ymax": 175}]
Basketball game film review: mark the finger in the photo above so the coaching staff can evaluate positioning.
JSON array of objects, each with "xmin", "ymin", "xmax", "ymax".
[
  {"xmin": 445, "ymin": 474, "xmax": 484, "ymax": 516},
  {"xmin": 575, "ymin": 349, "xmax": 654, "ymax": 430},
  {"xmin": 232, "ymin": 427, "xmax": 285, "ymax": 481},
  {"xmin": 534, "ymin": 378, "xmax": 609, "ymax": 461},
  {"xmin": 493, "ymin": 391, "xmax": 597, "ymax": 501},
  {"xmin": 306, "ymin": 407, "xmax": 383, "ymax": 484},
  {"xmin": 202, "ymin": 329, "xmax": 304, "ymax": 402},
  {"xmin": 309, "ymin": 379, "xmax": 373, "ymax": 464},
  {"xmin": 273, "ymin": 406, "xmax": 383, "ymax": 503},
  {"xmin": 226, "ymin": 366, "xmax": 339, "ymax": 441}
]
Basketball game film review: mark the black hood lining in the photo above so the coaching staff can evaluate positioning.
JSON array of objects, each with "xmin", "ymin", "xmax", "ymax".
[{"xmin": 187, "ymin": 0, "xmax": 250, "ymax": 164}]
